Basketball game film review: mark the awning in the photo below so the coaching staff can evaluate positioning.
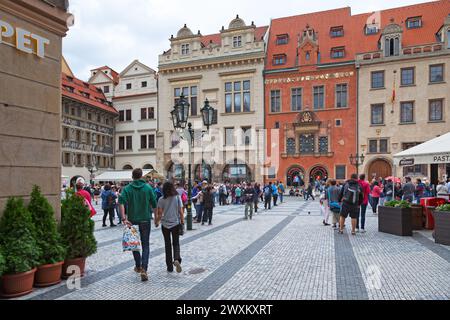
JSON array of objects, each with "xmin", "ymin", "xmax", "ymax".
[
  {"xmin": 393, "ymin": 132, "xmax": 450, "ymax": 166},
  {"xmin": 93, "ymin": 170, "xmax": 152, "ymax": 182}
]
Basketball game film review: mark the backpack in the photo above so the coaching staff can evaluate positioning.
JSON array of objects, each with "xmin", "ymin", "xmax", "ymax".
[
  {"xmin": 181, "ymin": 192, "xmax": 188, "ymax": 204},
  {"xmin": 343, "ymin": 183, "xmax": 362, "ymax": 205},
  {"xmin": 264, "ymin": 186, "xmax": 271, "ymax": 197},
  {"xmin": 107, "ymin": 193, "xmax": 114, "ymax": 208}
]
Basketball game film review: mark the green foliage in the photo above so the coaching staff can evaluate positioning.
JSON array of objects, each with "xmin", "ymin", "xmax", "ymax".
[
  {"xmin": 0, "ymin": 198, "xmax": 40, "ymax": 274},
  {"xmin": 436, "ymin": 204, "xmax": 450, "ymax": 212},
  {"xmin": 384, "ymin": 200, "xmax": 411, "ymax": 209},
  {"xmin": 0, "ymin": 247, "xmax": 5, "ymax": 276},
  {"xmin": 28, "ymin": 186, "xmax": 66, "ymax": 265},
  {"xmin": 60, "ymin": 190, "xmax": 97, "ymax": 259}
]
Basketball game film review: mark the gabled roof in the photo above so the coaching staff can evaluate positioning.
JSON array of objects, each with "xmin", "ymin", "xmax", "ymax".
[
  {"xmin": 89, "ymin": 66, "xmax": 120, "ymax": 85},
  {"xmin": 119, "ymin": 59, "xmax": 156, "ymax": 77},
  {"xmin": 62, "ymin": 73, "xmax": 118, "ymax": 115}
]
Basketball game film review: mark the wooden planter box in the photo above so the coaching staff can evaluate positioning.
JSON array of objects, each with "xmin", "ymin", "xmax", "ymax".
[
  {"xmin": 433, "ymin": 210, "xmax": 450, "ymax": 246},
  {"xmin": 378, "ymin": 206, "xmax": 413, "ymax": 236},
  {"xmin": 411, "ymin": 205, "xmax": 424, "ymax": 230}
]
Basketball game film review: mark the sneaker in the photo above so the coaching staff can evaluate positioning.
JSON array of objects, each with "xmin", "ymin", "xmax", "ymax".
[
  {"xmin": 208, "ymin": 223, "xmax": 212, "ymax": 226},
  {"xmin": 140, "ymin": 270, "xmax": 148, "ymax": 282},
  {"xmin": 201, "ymin": 222, "xmax": 205, "ymax": 226},
  {"xmin": 110, "ymin": 224, "xmax": 117, "ymax": 227},
  {"xmin": 360, "ymin": 229, "xmax": 367, "ymax": 234},
  {"xmin": 356, "ymin": 229, "xmax": 360, "ymax": 233},
  {"xmin": 102, "ymin": 224, "xmax": 107, "ymax": 228},
  {"xmin": 173, "ymin": 261, "xmax": 182, "ymax": 273},
  {"xmin": 134, "ymin": 267, "xmax": 142, "ymax": 273},
  {"xmin": 167, "ymin": 268, "xmax": 174, "ymax": 273}
]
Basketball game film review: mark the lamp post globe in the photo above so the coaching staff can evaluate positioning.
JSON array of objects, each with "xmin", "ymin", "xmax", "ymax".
[
  {"xmin": 201, "ymin": 98, "xmax": 215, "ymax": 130},
  {"xmin": 171, "ymin": 93, "xmax": 190, "ymax": 130}
]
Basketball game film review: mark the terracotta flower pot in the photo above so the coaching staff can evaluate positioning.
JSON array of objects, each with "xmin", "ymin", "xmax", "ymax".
[
  {"xmin": 61, "ymin": 257, "xmax": 86, "ymax": 279},
  {"xmin": 0, "ymin": 268, "xmax": 37, "ymax": 298},
  {"xmin": 34, "ymin": 261, "xmax": 64, "ymax": 288}
]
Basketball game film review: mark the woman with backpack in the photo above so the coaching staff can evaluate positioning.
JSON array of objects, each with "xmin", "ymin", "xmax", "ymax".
[
  {"xmin": 202, "ymin": 186, "xmax": 214, "ymax": 226},
  {"xmin": 101, "ymin": 183, "xmax": 117, "ymax": 227},
  {"xmin": 155, "ymin": 182, "xmax": 184, "ymax": 273}
]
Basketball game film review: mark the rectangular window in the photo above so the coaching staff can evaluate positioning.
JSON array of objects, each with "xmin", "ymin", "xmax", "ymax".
[
  {"xmin": 234, "ymin": 93, "xmax": 241, "ymax": 113},
  {"xmin": 335, "ymin": 84, "xmax": 347, "ymax": 108},
  {"xmin": 270, "ymin": 90, "xmax": 281, "ymax": 112},
  {"xmin": 148, "ymin": 135, "xmax": 155, "ymax": 149},
  {"xmin": 276, "ymin": 34, "xmax": 288, "ymax": 45},
  {"xmin": 429, "ymin": 99, "xmax": 443, "ymax": 122},
  {"xmin": 233, "ymin": 36, "xmax": 242, "ymax": 48},
  {"xmin": 400, "ymin": 101, "xmax": 414, "ymax": 123},
  {"xmin": 126, "ymin": 109, "xmax": 132, "ymax": 121},
  {"xmin": 371, "ymin": 71, "xmax": 385, "ymax": 89},
  {"xmin": 148, "ymin": 107, "xmax": 155, "ymax": 120},
  {"xmin": 76, "ymin": 154, "xmax": 82, "ymax": 167},
  {"xmin": 401, "ymin": 67, "xmax": 415, "ymax": 86},
  {"xmin": 126, "ymin": 83, "xmax": 132, "ymax": 90},
  {"xmin": 63, "ymin": 153, "xmax": 71, "ymax": 166},
  {"xmin": 331, "ymin": 47, "xmax": 345, "ymax": 59},
  {"xmin": 63, "ymin": 127, "xmax": 69, "ymax": 140},
  {"xmin": 371, "ymin": 104, "xmax": 384, "ymax": 125},
  {"xmin": 336, "ymin": 165, "xmax": 346, "ymax": 180},
  {"xmin": 380, "ymin": 139, "xmax": 388, "ymax": 153},
  {"xmin": 225, "ymin": 128, "xmax": 234, "ymax": 146},
  {"xmin": 313, "ymin": 86, "xmax": 324, "ymax": 110},
  {"xmin": 141, "ymin": 108, "xmax": 147, "ymax": 120},
  {"xmin": 225, "ymin": 93, "xmax": 232, "ymax": 113},
  {"xmin": 141, "ymin": 135, "xmax": 147, "ymax": 149},
  {"xmin": 330, "ymin": 26, "xmax": 344, "ymax": 37},
  {"xmin": 369, "ymin": 140, "xmax": 378, "ymax": 153},
  {"xmin": 141, "ymin": 81, "xmax": 147, "ymax": 88},
  {"xmin": 86, "ymin": 132, "xmax": 91, "ymax": 145},
  {"xmin": 119, "ymin": 110, "xmax": 124, "ymax": 122},
  {"xmin": 300, "ymin": 134, "xmax": 315, "ymax": 154},
  {"xmin": 126, "ymin": 136, "xmax": 133, "ymax": 150},
  {"xmin": 273, "ymin": 54, "xmax": 286, "ymax": 65},
  {"xmin": 224, "ymin": 81, "xmax": 250, "ymax": 113},
  {"xmin": 406, "ymin": 16, "xmax": 422, "ymax": 29},
  {"xmin": 242, "ymin": 127, "xmax": 251, "ymax": 146},
  {"xmin": 181, "ymin": 43, "xmax": 190, "ymax": 55},
  {"xmin": 430, "ymin": 64, "xmax": 444, "ymax": 83},
  {"xmin": 190, "ymin": 86, "xmax": 198, "ymax": 116},
  {"xmin": 318, "ymin": 137, "xmax": 328, "ymax": 153},
  {"xmin": 174, "ymin": 86, "xmax": 197, "ymax": 115},
  {"xmin": 291, "ymin": 88, "xmax": 302, "ymax": 111},
  {"xmin": 103, "ymin": 86, "xmax": 110, "ymax": 93},
  {"xmin": 365, "ymin": 25, "xmax": 379, "ymax": 35}
]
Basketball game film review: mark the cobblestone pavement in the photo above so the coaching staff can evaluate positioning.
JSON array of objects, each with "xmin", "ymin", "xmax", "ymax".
[{"xmin": 20, "ymin": 197, "xmax": 450, "ymax": 300}]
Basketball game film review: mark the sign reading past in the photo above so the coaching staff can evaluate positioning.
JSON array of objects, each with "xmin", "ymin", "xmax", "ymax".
[{"xmin": 0, "ymin": 19, "xmax": 50, "ymax": 58}]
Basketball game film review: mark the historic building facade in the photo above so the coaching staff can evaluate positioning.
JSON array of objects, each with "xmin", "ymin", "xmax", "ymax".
[
  {"xmin": 356, "ymin": 1, "xmax": 450, "ymax": 183},
  {"xmin": 0, "ymin": 0, "xmax": 71, "ymax": 217},
  {"xmin": 61, "ymin": 72, "xmax": 118, "ymax": 186},
  {"xmin": 264, "ymin": 8, "xmax": 358, "ymax": 186},
  {"xmin": 89, "ymin": 65, "xmax": 119, "ymax": 102},
  {"xmin": 158, "ymin": 16, "xmax": 268, "ymax": 183}
]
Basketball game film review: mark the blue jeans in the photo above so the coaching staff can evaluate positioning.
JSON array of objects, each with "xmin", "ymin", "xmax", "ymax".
[
  {"xmin": 279, "ymin": 193, "xmax": 283, "ymax": 203},
  {"xmin": 357, "ymin": 204, "xmax": 367, "ymax": 230},
  {"xmin": 131, "ymin": 221, "xmax": 151, "ymax": 272},
  {"xmin": 195, "ymin": 203, "xmax": 204, "ymax": 223}
]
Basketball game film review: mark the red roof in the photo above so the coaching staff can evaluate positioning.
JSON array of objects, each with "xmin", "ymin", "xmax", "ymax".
[
  {"xmin": 266, "ymin": 0, "xmax": 450, "ymax": 71},
  {"xmin": 61, "ymin": 73, "xmax": 118, "ymax": 115},
  {"xmin": 90, "ymin": 66, "xmax": 120, "ymax": 85}
]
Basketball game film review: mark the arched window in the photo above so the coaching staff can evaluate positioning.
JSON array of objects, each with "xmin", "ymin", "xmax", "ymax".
[
  {"xmin": 123, "ymin": 165, "xmax": 133, "ymax": 170},
  {"xmin": 143, "ymin": 164, "xmax": 154, "ymax": 170}
]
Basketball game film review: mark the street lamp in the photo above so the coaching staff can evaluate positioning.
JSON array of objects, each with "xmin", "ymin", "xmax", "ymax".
[
  {"xmin": 87, "ymin": 164, "xmax": 97, "ymax": 186},
  {"xmin": 349, "ymin": 153, "xmax": 365, "ymax": 175},
  {"xmin": 171, "ymin": 94, "xmax": 216, "ymax": 231}
]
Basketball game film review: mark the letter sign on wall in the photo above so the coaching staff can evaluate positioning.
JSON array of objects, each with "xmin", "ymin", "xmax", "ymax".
[{"xmin": 0, "ymin": 19, "xmax": 50, "ymax": 58}]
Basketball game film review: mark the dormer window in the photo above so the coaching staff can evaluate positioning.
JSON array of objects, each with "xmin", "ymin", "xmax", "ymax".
[
  {"xmin": 406, "ymin": 16, "xmax": 422, "ymax": 29},
  {"xmin": 385, "ymin": 37, "xmax": 400, "ymax": 57},
  {"xmin": 331, "ymin": 47, "xmax": 345, "ymax": 59},
  {"xmin": 181, "ymin": 43, "xmax": 190, "ymax": 55},
  {"xmin": 233, "ymin": 36, "xmax": 242, "ymax": 48},
  {"xmin": 273, "ymin": 54, "xmax": 286, "ymax": 66},
  {"xmin": 276, "ymin": 34, "xmax": 289, "ymax": 45},
  {"xmin": 365, "ymin": 25, "xmax": 379, "ymax": 35},
  {"xmin": 330, "ymin": 26, "xmax": 344, "ymax": 37}
]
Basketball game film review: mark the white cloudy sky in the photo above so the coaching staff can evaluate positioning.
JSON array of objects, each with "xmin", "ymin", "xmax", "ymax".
[{"xmin": 63, "ymin": 0, "xmax": 428, "ymax": 80}]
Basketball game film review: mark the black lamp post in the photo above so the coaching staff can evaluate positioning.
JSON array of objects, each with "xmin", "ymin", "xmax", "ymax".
[
  {"xmin": 171, "ymin": 94, "xmax": 216, "ymax": 231},
  {"xmin": 87, "ymin": 164, "xmax": 97, "ymax": 186},
  {"xmin": 349, "ymin": 153, "xmax": 365, "ymax": 175}
]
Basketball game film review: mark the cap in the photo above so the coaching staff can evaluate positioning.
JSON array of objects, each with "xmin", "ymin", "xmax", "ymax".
[{"xmin": 76, "ymin": 177, "xmax": 86, "ymax": 185}]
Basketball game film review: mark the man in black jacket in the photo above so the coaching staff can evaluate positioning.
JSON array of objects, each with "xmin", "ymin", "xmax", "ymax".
[{"xmin": 338, "ymin": 174, "xmax": 363, "ymax": 235}]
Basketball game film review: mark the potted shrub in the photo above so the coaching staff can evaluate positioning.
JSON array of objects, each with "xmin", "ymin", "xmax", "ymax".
[
  {"xmin": 60, "ymin": 190, "xmax": 97, "ymax": 279},
  {"xmin": 0, "ymin": 248, "xmax": 5, "ymax": 277},
  {"xmin": 433, "ymin": 204, "xmax": 450, "ymax": 246},
  {"xmin": 378, "ymin": 200, "xmax": 413, "ymax": 236},
  {"xmin": 29, "ymin": 186, "xmax": 66, "ymax": 287},
  {"xmin": 0, "ymin": 198, "xmax": 40, "ymax": 298}
]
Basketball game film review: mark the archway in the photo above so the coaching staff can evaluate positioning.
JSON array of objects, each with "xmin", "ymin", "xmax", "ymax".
[
  {"xmin": 194, "ymin": 162, "xmax": 212, "ymax": 183},
  {"xmin": 286, "ymin": 166, "xmax": 306, "ymax": 187},
  {"xmin": 143, "ymin": 164, "xmax": 154, "ymax": 170},
  {"xmin": 123, "ymin": 165, "xmax": 133, "ymax": 170},
  {"xmin": 367, "ymin": 158, "xmax": 392, "ymax": 180},
  {"xmin": 222, "ymin": 161, "xmax": 252, "ymax": 184},
  {"xmin": 309, "ymin": 165, "xmax": 328, "ymax": 183}
]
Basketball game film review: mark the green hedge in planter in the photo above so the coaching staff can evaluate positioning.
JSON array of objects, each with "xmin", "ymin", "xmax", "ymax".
[
  {"xmin": 0, "ymin": 247, "xmax": 5, "ymax": 276},
  {"xmin": 384, "ymin": 200, "xmax": 412, "ymax": 209},
  {"xmin": 60, "ymin": 191, "xmax": 97, "ymax": 260},
  {"xmin": 28, "ymin": 186, "xmax": 66, "ymax": 265},
  {"xmin": 0, "ymin": 198, "xmax": 40, "ymax": 274},
  {"xmin": 436, "ymin": 204, "xmax": 450, "ymax": 212}
]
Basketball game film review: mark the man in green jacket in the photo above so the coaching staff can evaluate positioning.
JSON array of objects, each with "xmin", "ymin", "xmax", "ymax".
[{"xmin": 119, "ymin": 168, "xmax": 157, "ymax": 282}]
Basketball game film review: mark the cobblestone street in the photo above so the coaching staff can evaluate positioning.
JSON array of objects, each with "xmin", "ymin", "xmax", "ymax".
[{"xmin": 20, "ymin": 198, "xmax": 450, "ymax": 300}]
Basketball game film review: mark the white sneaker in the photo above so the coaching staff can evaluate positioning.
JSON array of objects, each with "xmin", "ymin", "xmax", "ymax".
[{"xmin": 360, "ymin": 230, "xmax": 367, "ymax": 234}]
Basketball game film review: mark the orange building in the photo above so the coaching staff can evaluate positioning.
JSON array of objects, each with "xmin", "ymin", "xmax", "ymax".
[{"xmin": 265, "ymin": 8, "xmax": 359, "ymax": 186}]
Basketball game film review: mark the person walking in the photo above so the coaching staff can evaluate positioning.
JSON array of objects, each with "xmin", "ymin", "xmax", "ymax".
[
  {"xmin": 193, "ymin": 185, "xmax": 204, "ymax": 223},
  {"xmin": 436, "ymin": 181, "xmax": 449, "ymax": 199},
  {"xmin": 278, "ymin": 181, "xmax": 285, "ymax": 204},
  {"xmin": 327, "ymin": 180, "xmax": 341, "ymax": 229},
  {"xmin": 320, "ymin": 181, "xmax": 331, "ymax": 226},
  {"xmin": 305, "ymin": 183, "xmax": 315, "ymax": 201},
  {"xmin": 235, "ymin": 185, "xmax": 242, "ymax": 205},
  {"xmin": 370, "ymin": 181, "xmax": 381, "ymax": 214},
  {"xmin": 402, "ymin": 177, "xmax": 415, "ymax": 202},
  {"xmin": 357, "ymin": 174, "xmax": 370, "ymax": 233},
  {"xmin": 415, "ymin": 178, "xmax": 426, "ymax": 204},
  {"xmin": 75, "ymin": 177, "xmax": 96, "ymax": 218},
  {"xmin": 272, "ymin": 182, "xmax": 279, "ymax": 206},
  {"xmin": 384, "ymin": 179, "xmax": 394, "ymax": 202},
  {"xmin": 119, "ymin": 168, "xmax": 157, "ymax": 282},
  {"xmin": 202, "ymin": 186, "xmax": 214, "ymax": 226},
  {"xmin": 101, "ymin": 184, "xmax": 117, "ymax": 227},
  {"xmin": 338, "ymin": 174, "xmax": 363, "ymax": 235},
  {"xmin": 243, "ymin": 183, "xmax": 256, "ymax": 220},
  {"xmin": 155, "ymin": 182, "xmax": 184, "ymax": 274},
  {"xmin": 264, "ymin": 182, "xmax": 272, "ymax": 210},
  {"xmin": 254, "ymin": 183, "xmax": 261, "ymax": 213}
]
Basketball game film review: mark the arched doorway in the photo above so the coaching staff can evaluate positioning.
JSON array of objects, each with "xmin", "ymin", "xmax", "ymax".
[
  {"xmin": 286, "ymin": 166, "xmax": 306, "ymax": 187},
  {"xmin": 194, "ymin": 162, "xmax": 212, "ymax": 183},
  {"xmin": 123, "ymin": 165, "xmax": 133, "ymax": 170},
  {"xmin": 309, "ymin": 165, "xmax": 328, "ymax": 183},
  {"xmin": 222, "ymin": 161, "xmax": 252, "ymax": 184},
  {"xmin": 368, "ymin": 158, "xmax": 392, "ymax": 180},
  {"xmin": 167, "ymin": 162, "xmax": 185, "ymax": 183}
]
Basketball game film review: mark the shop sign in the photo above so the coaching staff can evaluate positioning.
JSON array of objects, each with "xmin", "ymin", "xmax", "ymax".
[
  {"xmin": 0, "ymin": 19, "xmax": 50, "ymax": 58},
  {"xmin": 399, "ymin": 158, "xmax": 415, "ymax": 166}
]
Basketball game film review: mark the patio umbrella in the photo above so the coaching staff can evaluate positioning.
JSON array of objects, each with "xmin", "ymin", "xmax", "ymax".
[{"xmin": 385, "ymin": 176, "xmax": 401, "ymax": 183}]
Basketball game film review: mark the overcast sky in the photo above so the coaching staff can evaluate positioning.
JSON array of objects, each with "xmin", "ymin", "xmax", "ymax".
[{"xmin": 63, "ymin": 0, "xmax": 429, "ymax": 80}]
